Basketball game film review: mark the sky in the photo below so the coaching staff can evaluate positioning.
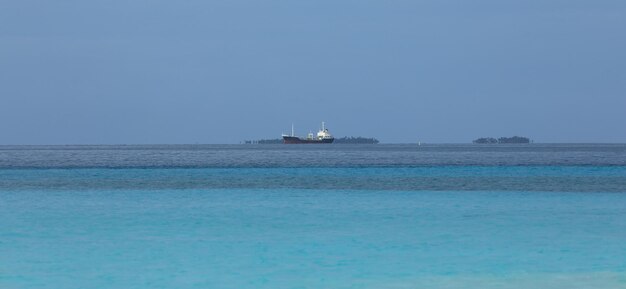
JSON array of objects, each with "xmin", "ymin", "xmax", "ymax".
[{"xmin": 1, "ymin": 0, "xmax": 625, "ymax": 144}]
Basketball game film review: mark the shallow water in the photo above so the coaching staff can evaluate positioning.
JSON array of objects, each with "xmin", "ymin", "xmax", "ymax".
[{"xmin": 1, "ymin": 144, "xmax": 625, "ymax": 288}]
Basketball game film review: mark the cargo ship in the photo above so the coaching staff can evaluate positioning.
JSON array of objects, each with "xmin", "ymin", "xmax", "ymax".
[{"xmin": 282, "ymin": 122, "xmax": 334, "ymax": 144}]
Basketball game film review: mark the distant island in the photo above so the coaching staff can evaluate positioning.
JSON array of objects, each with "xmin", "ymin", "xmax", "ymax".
[
  {"xmin": 244, "ymin": 136, "xmax": 379, "ymax": 144},
  {"xmin": 244, "ymin": 138, "xmax": 282, "ymax": 144},
  {"xmin": 473, "ymin": 136, "xmax": 531, "ymax": 144},
  {"xmin": 334, "ymin": 136, "xmax": 379, "ymax": 144}
]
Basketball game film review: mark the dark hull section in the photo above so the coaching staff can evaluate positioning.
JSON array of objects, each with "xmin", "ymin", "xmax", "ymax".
[{"xmin": 283, "ymin": 136, "xmax": 334, "ymax": 144}]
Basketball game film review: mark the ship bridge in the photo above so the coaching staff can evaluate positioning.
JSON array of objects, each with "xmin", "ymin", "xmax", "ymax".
[{"xmin": 316, "ymin": 122, "xmax": 333, "ymax": 140}]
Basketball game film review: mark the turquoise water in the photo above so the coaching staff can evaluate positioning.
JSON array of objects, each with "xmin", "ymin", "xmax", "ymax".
[{"xmin": 1, "ymin": 145, "xmax": 626, "ymax": 288}]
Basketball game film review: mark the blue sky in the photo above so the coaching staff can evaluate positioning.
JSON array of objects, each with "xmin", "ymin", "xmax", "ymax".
[{"xmin": 1, "ymin": 0, "xmax": 625, "ymax": 144}]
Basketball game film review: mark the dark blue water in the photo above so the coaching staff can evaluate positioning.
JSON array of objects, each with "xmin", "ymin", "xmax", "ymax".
[{"xmin": 1, "ymin": 144, "xmax": 625, "ymax": 288}]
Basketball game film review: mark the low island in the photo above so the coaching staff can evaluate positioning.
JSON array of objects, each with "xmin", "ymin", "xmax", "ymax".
[
  {"xmin": 473, "ymin": 136, "xmax": 531, "ymax": 144},
  {"xmin": 244, "ymin": 136, "xmax": 379, "ymax": 144},
  {"xmin": 334, "ymin": 136, "xmax": 380, "ymax": 144},
  {"xmin": 244, "ymin": 138, "xmax": 282, "ymax": 144}
]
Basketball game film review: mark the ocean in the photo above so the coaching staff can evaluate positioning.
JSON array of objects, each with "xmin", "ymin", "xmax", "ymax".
[{"xmin": 1, "ymin": 144, "xmax": 625, "ymax": 288}]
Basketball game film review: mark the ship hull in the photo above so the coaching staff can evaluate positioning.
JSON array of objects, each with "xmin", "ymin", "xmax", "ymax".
[{"xmin": 283, "ymin": 136, "xmax": 334, "ymax": 144}]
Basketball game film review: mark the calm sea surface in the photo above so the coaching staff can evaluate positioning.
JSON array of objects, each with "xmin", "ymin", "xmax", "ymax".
[{"xmin": 1, "ymin": 144, "xmax": 626, "ymax": 288}]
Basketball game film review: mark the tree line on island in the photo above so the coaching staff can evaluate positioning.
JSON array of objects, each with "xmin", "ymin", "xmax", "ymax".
[
  {"xmin": 335, "ymin": 136, "xmax": 380, "ymax": 144},
  {"xmin": 473, "ymin": 136, "xmax": 531, "ymax": 144},
  {"xmin": 244, "ymin": 136, "xmax": 379, "ymax": 144}
]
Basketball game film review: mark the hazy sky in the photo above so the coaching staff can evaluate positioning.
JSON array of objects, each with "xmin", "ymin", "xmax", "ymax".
[{"xmin": 1, "ymin": 0, "xmax": 625, "ymax": 144}]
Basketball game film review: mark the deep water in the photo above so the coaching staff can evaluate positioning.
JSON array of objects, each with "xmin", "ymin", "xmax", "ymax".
[{"xmin": 1, "ymin": 144, "xmax": 625, "ymax": 288}]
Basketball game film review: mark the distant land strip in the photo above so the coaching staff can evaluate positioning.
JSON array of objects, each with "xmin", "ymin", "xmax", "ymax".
[
  {"xmin": 244, "ymin": 136, "xmax": 380, "ymax": 144},
  {"xmin": 473, "ymin": 136, "xmax": 532, "ymax": 144}
]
